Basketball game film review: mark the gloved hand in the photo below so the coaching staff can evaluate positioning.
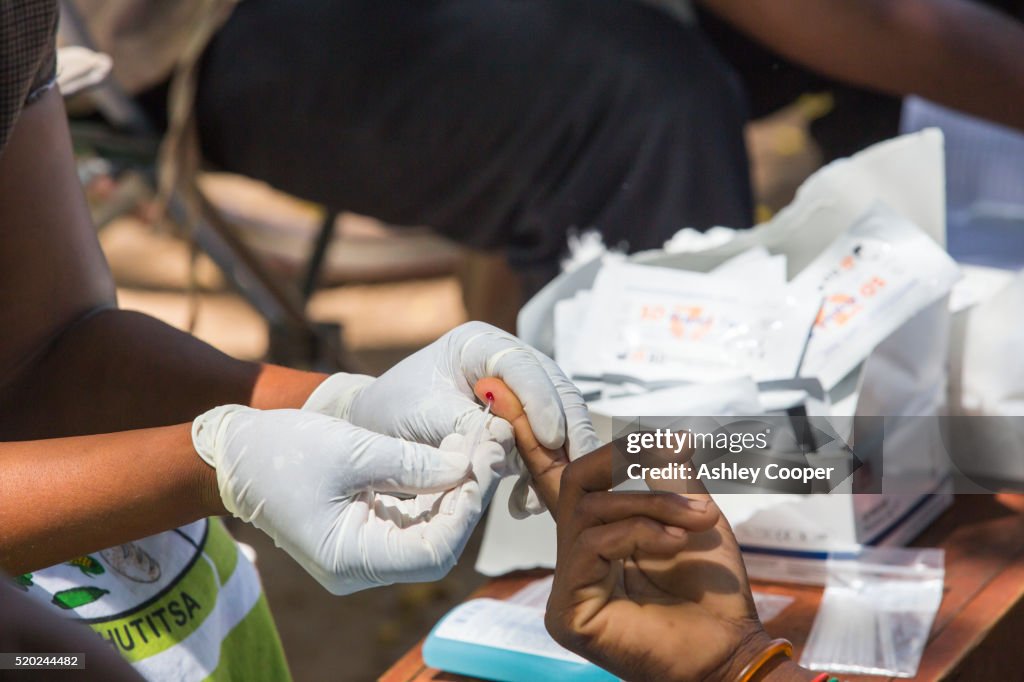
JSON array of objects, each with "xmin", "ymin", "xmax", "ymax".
[
  {"xmin": 192, "ymin": 405, "xmax": 501, "ymax": 595},
  {"xmin": 303, "ymin": 322, "xmax": 601, "ymax": 517}
]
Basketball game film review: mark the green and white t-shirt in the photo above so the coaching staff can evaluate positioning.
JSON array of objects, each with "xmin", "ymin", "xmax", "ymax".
[{"xmin": 14, "ymin": 518, "xmax": 291, "ymax": 681}]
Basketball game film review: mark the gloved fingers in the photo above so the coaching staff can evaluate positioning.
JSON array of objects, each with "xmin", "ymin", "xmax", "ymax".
[
  {"xmin": 456, "ymin": 323, "xmax": 567, "ymax": 451},
  {"xmin": 350, "ymin": 377, "xmax": 510, "ymax": 457},
  {"xmin": 370, "ymin": 477, "xmax": 485, "ymax": 584},
  {"xmin": 454, "ymin": 409, "xmax": 515, "ymax": 460},
  {"xmin": 346, "ymin": 427, "xmax": 471, "ymax": 495},
  {"xmin": 522, "ymin": 482, "xmax": 547, "ymax": 515},
  {"xmin": 566, "ymin": 418, "xmax": 602, "ymax": 462},
  {"xmin": 372, "ymin": 432, "xmax": 506, "ymax": 523},
  {"xmin": 439, "ymin": 432, "xmax": 508, "ymax": 509},
  {"xmin": 532, "ymin": 351, "xmax": 603, "ymax": 460},
  {"xmin": 365, "ymin": 433, "xmax": 505, "ymax": 584},
  {"xmin": 507, "ymin": 475, "xmax": 548, "ymax": 519}
]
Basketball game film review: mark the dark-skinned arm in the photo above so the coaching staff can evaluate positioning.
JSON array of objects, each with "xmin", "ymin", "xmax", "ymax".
[
  {"xmin": 0, "ymin": 89, "xmax": 326, "ymax": 574},
  {"xmin": 700, "ymin": 0, "xmax": 1024, "ymax": 131}
]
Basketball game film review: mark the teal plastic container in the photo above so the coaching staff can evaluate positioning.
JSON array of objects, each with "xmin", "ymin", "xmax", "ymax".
[{"xmin": 422, "ymin": 600, "xmax": 618, "ymax": 682}]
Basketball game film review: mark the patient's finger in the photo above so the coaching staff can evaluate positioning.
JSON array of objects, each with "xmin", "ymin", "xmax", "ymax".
[
  {"xmin": 474, "ymin": 377, "xmax": 565, "ymax": 511},
  {"xmin": 548, "ymin": 513, "xmax": 690, "ymax": 633},
  {"xmin": 577, "ymin": 491, "xmax": 718, "ymax": 533},
  {"xmin": 552, "ymin": 514, "xmax": 692, "ymax": 598},
  {"xmin": 570, "ymin": 517, "xmax": 690, "ymax": 579}
]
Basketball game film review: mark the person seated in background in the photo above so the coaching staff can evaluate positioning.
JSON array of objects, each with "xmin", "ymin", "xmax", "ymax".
[{"xmin": 73, "ymin": 0, "xmax": 1024, "ymax": 292}]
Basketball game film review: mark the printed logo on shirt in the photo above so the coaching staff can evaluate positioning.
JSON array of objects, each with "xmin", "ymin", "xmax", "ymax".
[{"xmin": 15, "ymin": 519, "xmax": 241, "ymax": 662}]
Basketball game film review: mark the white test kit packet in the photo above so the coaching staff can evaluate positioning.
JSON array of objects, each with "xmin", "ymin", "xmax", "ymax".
[
  {"xmin": 793, "ymin": 203, "xmax": 960, "ymax": 390},
  {"xmin": 566, "ymin": 262, "xmax": 820, "ymax": 384}
]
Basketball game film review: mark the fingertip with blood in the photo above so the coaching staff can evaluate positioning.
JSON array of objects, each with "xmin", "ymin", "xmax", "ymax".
[{"xmin": 473, "ymin": 377, "xmax": 567, "ymax": 512}]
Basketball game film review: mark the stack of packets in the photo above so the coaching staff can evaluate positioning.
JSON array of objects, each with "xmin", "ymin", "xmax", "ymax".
[
  {"xmin": 558, "ymin": 205, "xmax": 958, "ymax": 394},
  {"xmin": 478, "ymin": 129, "xmax": 961, "ymax": 586}
]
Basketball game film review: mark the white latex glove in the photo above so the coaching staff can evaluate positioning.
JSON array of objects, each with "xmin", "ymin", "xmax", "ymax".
[
  {"xmin": 303, "ymin": 322, "xmax": 601, "ymax": 517},
  {"xmin": 192, "ymin": 405, "xmax": 496, "ymax": 595},
  {"xmin": 375, "ymin": 425, "xmax": 508, "ymax": 557}
]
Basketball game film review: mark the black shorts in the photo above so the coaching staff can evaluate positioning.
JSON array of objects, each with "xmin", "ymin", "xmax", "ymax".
[{"xmin": 195, "ymin": 0, "xmax": 752, "ymax": 278}]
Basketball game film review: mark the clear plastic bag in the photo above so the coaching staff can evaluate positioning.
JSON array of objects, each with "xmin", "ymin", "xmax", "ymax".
[
  {"xmin": 799, "ymin": 547, "xmax": 944, "ymax": 677},
  {"xmin": 752, "ymin": 591, "xmax": 794, "ymax": 623}
]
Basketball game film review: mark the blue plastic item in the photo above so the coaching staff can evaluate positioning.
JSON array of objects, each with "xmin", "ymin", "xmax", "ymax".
[
  {"xmin": 901, "ymin": 97, "xmax": 1024, "ymax": 270},
  {"xmin": 422, "ymin": 599, "xmax": 618, "ymax": 682}
]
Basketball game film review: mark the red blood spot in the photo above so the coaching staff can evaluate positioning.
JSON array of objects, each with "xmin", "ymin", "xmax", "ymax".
[{"xmin": 485, "ymin": 391, "xmax": 495, "ymax": 403}]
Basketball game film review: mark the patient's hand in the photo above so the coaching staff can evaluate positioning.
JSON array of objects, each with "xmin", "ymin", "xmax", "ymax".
[
  {"xmin": 474, "ymin": 377, "xmax": 567, "ymax": 510},
  {"xmin": 547, "ymin": 448, "xmax": 776, "ymax": 681},
  {"xmin": 476, "ymin": 378, "xmax": 808, "ymax": 682}
]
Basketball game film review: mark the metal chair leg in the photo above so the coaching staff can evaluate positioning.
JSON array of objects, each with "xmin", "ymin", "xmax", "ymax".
[
  {"xmin": 301, "ymin": 210, "xmax": 339, "ymax": 303},
  {"xmin": 167, "ymin": 190, "xmax": 351, "ymax": 371}
]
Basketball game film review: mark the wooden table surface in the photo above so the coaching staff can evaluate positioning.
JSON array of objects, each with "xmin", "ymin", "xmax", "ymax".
[{"xmin": 380, "ymin": 494, "xmax": 1024, "ymax": 682}]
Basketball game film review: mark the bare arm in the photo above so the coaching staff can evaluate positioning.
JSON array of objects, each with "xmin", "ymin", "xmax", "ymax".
[
  {"xmin": 1, "ymin": 425, "xmax": 221, "ymax": 575},
  {"xmin": 700, "ymin": 0, "xmax": 1024, "ymax": 130},
  {"xmin": 0, "ymin": 89, "xmax": 326, "ymax": 573}
]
